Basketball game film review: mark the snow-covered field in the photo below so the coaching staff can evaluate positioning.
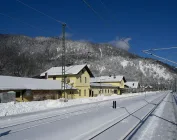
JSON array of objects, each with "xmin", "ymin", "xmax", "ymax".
[{"xmin": 0, "ymin": 92, "xmax": 158, "ymax": 117}]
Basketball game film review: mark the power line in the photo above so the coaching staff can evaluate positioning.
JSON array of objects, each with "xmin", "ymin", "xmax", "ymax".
[
  {"xmin": 82, "ymin": 0, "xmax": 105, "ymax": 21},
  {"xmin": 0, "ymin": 13, "xmax": 53, "ymax": 34},
  {"xmin": 99, "ymin": 0, "xmax": 119, "ymax": 23},
  {"xmin": 143, "ymin": 50, "xmax": 177, "ymax": 65},
  {"xmin": 99, "ymin": 0, "xmax": 113, "ymax": 16},
  {"xmin": 99, "ymin": 0, "xmax": 106, "ymax": 8},
  {"xmin": 143, "ymin": 46, "xmax": 177, "ymax": 66},
  {"xmin": 16, "ymin": 0, "xmax": 65, "ymax": 25},
  {"xmin": 144, "ymin": 47, "xmax": 177, "ymax": 51},
  {"xmin": 120, "ymin": 38, "xmax": 131, "ymax": 48},
  {"xmin": 16, "ymin": 0, "xmax": 73, "ymax": 31},
  {"xmin": 16, "ymin": 0, "xmax": 74, "ymax": 32}
]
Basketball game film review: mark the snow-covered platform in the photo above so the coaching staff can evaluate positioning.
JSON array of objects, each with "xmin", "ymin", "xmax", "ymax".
[
  {"xmin": 0, "ymin": 92, "xmax": 155, "ymax": 117},
  {"xmin": 0, "ymin": 91, "xmax": 175, "ymax": 140},
  {"xmin": 130, "ymin": 93, "xmax": 177, "ymax": 140}
]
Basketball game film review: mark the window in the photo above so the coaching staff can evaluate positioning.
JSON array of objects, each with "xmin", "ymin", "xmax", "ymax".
[
  {"xmin": 80, "ymin": 76, "xmax": 82, "ymax": 83},
  {"xmin": 84, "ymin": 90, "xmax": 86, "ymax": 96},
  {"xmin": 114, "ymin": 90, "xmax": 117, "ymax": 94},
  {"xmin": 105, "ymin": 89, "xmax": 106, "ymax": 93},
  {"xmin": 53, "ymin": 76, "xmax": 56, "ymax": 80},
  {"xmin": 24, "ymin": 90, "xmax": 32, "ymax": 96},
  {"xmin": 85, "ymin": 77, "xmax": 87, "ymax": 83},
  {"xmin": 16, "ymin": 92, "xmax": 21, "ymax": 98},
  {"xmin": 79, "ymin": 90, "xmax": 81, "ymax": 96},
  {"xmin": 108, "ymin": 89, "xmax": 109, "ymax": 93}
]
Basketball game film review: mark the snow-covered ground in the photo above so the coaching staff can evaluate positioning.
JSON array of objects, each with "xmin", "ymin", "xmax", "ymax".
[
  {"xmin": 0, "ymin": 92, "xmax": 157, "ymax": 117},
  {"xmin": 0, "ymin": 91, "xmax": 172, "ymax": 140},
  {"xmin": 131, "ymin": 93, "xmax": 177, "ymax": 140}
]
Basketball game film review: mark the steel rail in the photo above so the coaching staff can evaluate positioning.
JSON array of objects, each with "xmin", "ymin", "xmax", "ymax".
[
  {"xmin": 122, "ymin": 93, "xmax": 167, "ymax": 140},
  {"xmin": 88, "ymin": 93, "xmax": 166, "ymax": 140},
  {"xmin": 0, "ymin": 92, "xmax": 151, "ymax": 129},
  {"xmin": 0, "ymin": 93, "xmax": 159, "ymax": 137}
]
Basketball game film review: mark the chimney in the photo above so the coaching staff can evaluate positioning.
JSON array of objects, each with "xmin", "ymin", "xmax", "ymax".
[
  {"xmin": 45, "ymin": 72, "xmax": 48, "ymax": 79},
  {"xmin": 109, "ymin": 75, "xmax": 111, "ymax": 77},
  {"xmin": 114, "ymin": 74, "xmax": 116, "ymax": 79}
]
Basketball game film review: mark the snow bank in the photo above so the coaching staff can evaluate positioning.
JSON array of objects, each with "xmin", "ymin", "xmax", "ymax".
[{"xmin": 0, "ymin": 92, "xmax": 157, "ymax": 117}]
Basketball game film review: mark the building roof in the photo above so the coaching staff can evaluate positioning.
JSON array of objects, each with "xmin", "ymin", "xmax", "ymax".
[
  {"xmin": 90, "ymin": 82, "xmax": 118, "ymax": 88},
  {"xmin": 145, "ymin": 85, "xmax": 153, "ymax": 89},
  {"xmin": 40, "ymin": 64, "xmax": 94, "ymax": 77},
  {"xmin": 91, "ymin": 75, "xmax": 126, "ymax": 83},
  {"xmin": 0, "ymin": 75, "xmax": 75, "ymax": 91},
  {"xmin": 125, "ymin": 81, "xmax": 139, "ymax": 89}
]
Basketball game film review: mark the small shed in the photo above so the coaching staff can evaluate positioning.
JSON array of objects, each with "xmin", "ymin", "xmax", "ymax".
[{"xmin": 0, "ymin": 91, "xmax": 16, "ymax": 103}]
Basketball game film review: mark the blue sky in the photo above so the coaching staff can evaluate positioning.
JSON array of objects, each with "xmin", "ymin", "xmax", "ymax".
[{"xmin": 0, "ymin": 0, "xmax": 177, "ymax": 66}]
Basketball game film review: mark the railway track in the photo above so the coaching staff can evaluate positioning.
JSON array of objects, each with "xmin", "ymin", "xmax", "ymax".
[
  {"xmin": 0, "ymin": 92, "xmax": 156, "ymax": 130},
  {"xmin": 72, "ymin": 93, "xmax": 167, "ymax": 140},
  {"xmin": 123, "ymin": 94, "xmax": 167, "ymax": 140},
  {"xmin": 0, "ymin": 92, "xmax": 165, "ymax": 139}
]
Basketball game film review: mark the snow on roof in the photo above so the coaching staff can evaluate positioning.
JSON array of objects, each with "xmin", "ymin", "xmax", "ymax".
[
  {"xmin": 90, "ymin": 82, "xmax": 117, "ymax": 88},
  {"xmin": 91, "ymin": 75, "xmax": 126, "ymax": 83},
  {"xmin": 40, "ymin": 64, "xmax": 94, "ymax": 77},
  {"xmin": 0, "ymin": 75, "xmax": 75, "ymax": 91},
  {"xmin": 145, "ymin": 85, "xmax": 153, "ymax": 89},
  {"xmin": 125, "ymin": 81, "xmax": 139, "ymax": 88}
]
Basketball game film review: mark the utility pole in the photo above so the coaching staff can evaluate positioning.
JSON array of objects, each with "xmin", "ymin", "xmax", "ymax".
[
  {"xmin": 140, "ymin": 73, "xmax": 143, "ymax": 92},
  {"xmin": 99, "ymin": 48, "xmax": 103, "ymax": 96},
  {"xmin": 158, "ymin": 83, "xmax": 159, "ymax": 91},
  {"xmin": 61, "ymin": 23, "xmax": 67, "ymax": 99},
  {"xmin": 175, "ymin": 77, "xmax": 177, "ymax": 92}
]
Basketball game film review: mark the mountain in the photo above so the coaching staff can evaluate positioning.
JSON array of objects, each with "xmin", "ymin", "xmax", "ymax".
[{"xmin": 0, "ymin": 34, "xmax": 176, "ymax": 88}]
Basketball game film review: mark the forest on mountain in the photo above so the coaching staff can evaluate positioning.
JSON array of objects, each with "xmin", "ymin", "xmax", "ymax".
[{"xmin": 0, "ymin": 34, "xmax": 177, "ymax": 88}]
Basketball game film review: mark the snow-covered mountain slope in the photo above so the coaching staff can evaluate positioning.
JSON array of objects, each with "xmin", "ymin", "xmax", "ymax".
[{"xmin": 0, "ymin": 34, "xmax": 176, "ymax": 87}]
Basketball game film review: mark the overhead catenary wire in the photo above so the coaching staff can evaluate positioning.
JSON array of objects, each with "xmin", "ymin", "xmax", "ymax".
[
  {"xmin": 143, "ymin": 46, "xmax": 177, "ymax": 51},
  {"xmin": 16, "ymin": 0, "xmax": 73, "ymax": 31},
  {"xmin": 0, "ymin": 13, "xmax": 53, "ymax": 34},
  {"xmin": 99, "ymin": 0, "xmax": 119, "ymax": 23},
  {"xmin": 99, "ymin": 0, "xmax": 107, "ymax": 9},
  {"xmin": 143, "ymin": 50, "xmax": 177, "ymax": 66},
  {"xmin": 120, "ymin": 38, "xmax": 131, "ymax": 48},
  {"xmin": 82, "ymin": 0, "xmax": 105, "ymax": 21},
  {"xmin": 16, "ymin": 0, "xmax": 65, "ymax": 25}
]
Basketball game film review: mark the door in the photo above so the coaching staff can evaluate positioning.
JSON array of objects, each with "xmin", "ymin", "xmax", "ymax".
[{"xmin": 89, "ymin": 90, "xmax": 92, "ymax": 97}]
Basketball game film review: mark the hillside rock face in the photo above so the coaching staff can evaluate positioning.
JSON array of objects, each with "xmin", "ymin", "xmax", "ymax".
[{"xmin": 0, "ymin": 34, "xmax": 176, "ymax": 88}]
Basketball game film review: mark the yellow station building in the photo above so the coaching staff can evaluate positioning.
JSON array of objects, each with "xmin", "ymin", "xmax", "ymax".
[
  {"xmin": 91, "ymin": 75, "xmax": 126, "ymax": 95},
  {"xmin": 40, "ymin": 64, "xmax": 94, "ymax": 99},
  {"xmin": 0, "ymin": 65, "xmax": 127, "ymax": 102},
  {"xmin": 90, "ymin": 82, "xmax": 118, "ymax": 97}
]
